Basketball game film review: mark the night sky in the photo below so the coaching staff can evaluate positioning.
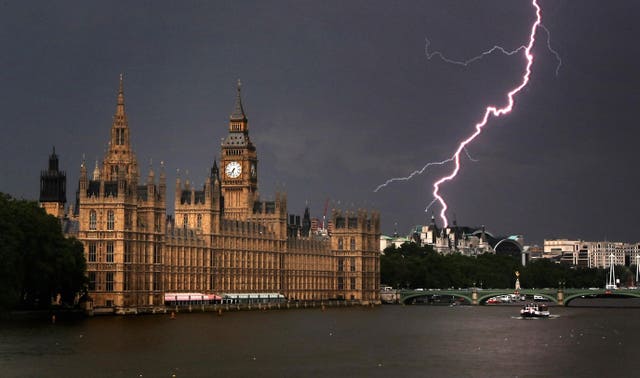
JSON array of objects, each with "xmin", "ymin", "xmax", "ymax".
[{"xmin": 2, "ymin": 1, "xmax": 639, "ymax": 245}]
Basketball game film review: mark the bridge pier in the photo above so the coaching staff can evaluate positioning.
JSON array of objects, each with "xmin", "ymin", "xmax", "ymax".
[
  {"xmin": 557, "ymin": 287, "xmax": 564, "ymax": 306},
  {"xmin": 472, "ymin": 287, "xmax": 478, "ymax": 305}
]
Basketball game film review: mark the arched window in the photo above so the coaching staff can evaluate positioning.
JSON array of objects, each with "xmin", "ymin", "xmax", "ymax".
[
  {"xmin": 350, "ymin": 237, "xmax": 356, "ymax": 251},
  {"xmin": 183, "ymin": 215, "xmax": 188, "ymax": 229},
  {"xmin": 338, "ymin": 237, "xmax": 344, "ymax": 250},
  {"xmin": 107, "ymin": 210, "xmax": 115, "ymax": 230},
  {"xmin": 89, "ymin": 210, "xmax": 97, "ymax": 230},
  {"xmin": 197, "ymin": 214, "xmax": 202, "ymax": 229}
]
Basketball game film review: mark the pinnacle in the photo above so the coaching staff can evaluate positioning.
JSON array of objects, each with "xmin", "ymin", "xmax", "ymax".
[{"xmin": 230, "ymin": 79, "xmax": 247, "ymax": 121}]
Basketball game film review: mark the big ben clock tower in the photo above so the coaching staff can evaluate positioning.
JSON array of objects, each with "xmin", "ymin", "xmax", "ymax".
[{"xmin": 220, "ymin": 80, "xmax": 258, "ymax": 220}]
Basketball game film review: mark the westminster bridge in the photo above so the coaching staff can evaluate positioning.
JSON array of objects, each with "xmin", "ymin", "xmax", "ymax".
[{"xmin": 397, "ymin": 288, "xmax": 640, "ymax": 306}]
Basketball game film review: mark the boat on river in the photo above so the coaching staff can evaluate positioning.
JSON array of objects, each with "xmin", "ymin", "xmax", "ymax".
[{"xmin": 520, "ymin": 302, "xmax": 550, "ymax": 318}]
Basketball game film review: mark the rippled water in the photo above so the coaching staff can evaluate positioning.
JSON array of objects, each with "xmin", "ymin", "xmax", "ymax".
[{"xmin": 2, "ymin": 303, "xmax": 640, "ymax": 377}]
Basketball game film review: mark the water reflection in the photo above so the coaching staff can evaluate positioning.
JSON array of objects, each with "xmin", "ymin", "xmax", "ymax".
[{"xmin": 2, "ymin": 304, "xmax": 640, "ymax": 377}]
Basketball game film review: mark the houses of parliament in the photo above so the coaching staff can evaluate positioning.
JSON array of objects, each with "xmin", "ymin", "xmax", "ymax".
[{"xmin": 39, "ymin": 76, "xmax": 380, "ymax": 311}]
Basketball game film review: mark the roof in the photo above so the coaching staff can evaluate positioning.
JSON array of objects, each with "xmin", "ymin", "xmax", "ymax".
[
  {"xmin": 230, "ymin": 80, "xmax": 247, "ymax": 121},
  {"xmin": 222, "ymin": 132, "xmax": 247, "ymax": 146}
]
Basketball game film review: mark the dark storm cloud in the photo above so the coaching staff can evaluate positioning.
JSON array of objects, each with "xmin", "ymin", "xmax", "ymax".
[{"xmin": 2, "ymin": 1, "xmax": 640, "ymax": 244}]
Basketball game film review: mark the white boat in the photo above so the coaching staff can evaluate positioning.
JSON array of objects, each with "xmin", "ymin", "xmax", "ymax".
[{"xmin": 520, "ymin": 303, "xmax": 550, "ymax": 318}]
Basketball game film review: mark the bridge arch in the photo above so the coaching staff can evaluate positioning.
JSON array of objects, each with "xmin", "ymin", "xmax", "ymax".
[
  {"xmin": 476, "ymin": 291, "xmax": 557, "ymax": 305},
  {"xmin": 401, "ymin": 292, "xmax": 473, "ymax": 305},
  {"xmin": 564, "ymin": 290, "xmax": 640, "ymax": 305}
]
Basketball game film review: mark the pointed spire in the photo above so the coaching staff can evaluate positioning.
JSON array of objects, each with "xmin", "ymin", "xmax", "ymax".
[
  {"xmin": 92, "ymin": 160, "xmax": 100, "ymax": 180},
  {"xmin": 148, "ymin": 158, "xmax": 155, "ymax": 177},
  {"xmin": 230, "ymin": 79, "xmax": 247, "ymax": 121},
  {"xmin": 48, "ymin": 146, "xmax": 59, "ymax": 171},
  {"xmin": 116, "ymin": 73, "xmax": 126, "ymax": 117},
  {"xmin": 211, "ymin": 159, "xmax": 219, "ymax": 178}
]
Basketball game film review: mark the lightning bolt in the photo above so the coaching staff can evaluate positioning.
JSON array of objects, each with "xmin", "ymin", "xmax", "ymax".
[
  {"xmin": 432, "ymin": 0, "xmax": 543, "ymax": 228},
  {"xmin": 425, "ymin": 22, "xmax": 561, "ymax": 76},
  {"xmin": 375, "ymin": 0, "xmax": 558, "ymax": 229},
  {"xmin": 538, "ymin": 24, "xmax": 562, "ymax": 76},
  {"xmin": 373, "ymin": 147, "xmax": 477, "ymax": 193},
  {"xmin": 425, "ymin": 38, "xmax": 526, "ymax": 67}
]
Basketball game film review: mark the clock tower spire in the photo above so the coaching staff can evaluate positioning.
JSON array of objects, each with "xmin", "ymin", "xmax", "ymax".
[{"xmin": 220, "ymin": 80, "xmax": 258, "ymax": 220}]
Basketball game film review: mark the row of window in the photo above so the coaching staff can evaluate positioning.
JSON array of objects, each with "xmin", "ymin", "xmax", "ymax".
[
  {"xmin": 87, "ymin": 271, "xmax": 162, "ymax": 292},
  {"xmin": 88, "ymin": 242, "xmax": 114, "ymax": 262},
  {"xmin": 337, "ymin": 237, "xmax": 357, "ymax": 251},
  {"xmin": 337, "ymin": 258, "xmax": 357, "ymax": 272},
  {"xmin": 89, "ymin": 210, "xmax": 115, "ymax": 230},
  {"xmin": 88, "ymin": 271, "xmax": 114, "ymax": 291},
  {"xmin": 182, "ymin": 214, "xmax": 203, "ymax": 229},
  {"xmin": 88, "ymin": 241, "xmax": 162, "ymax": 264},
  {"xmin": 337, "ymin": 277, "xmax": 357, "ymax": 290},
  {"xmin": 90, "ymin": 210, "xmax": 162, "ymax": 232}
]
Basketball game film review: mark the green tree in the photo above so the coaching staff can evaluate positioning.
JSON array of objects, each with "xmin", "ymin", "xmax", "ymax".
[{"xmin": 0, "ymin": 194, "xmax": 86, "ymax": 311}]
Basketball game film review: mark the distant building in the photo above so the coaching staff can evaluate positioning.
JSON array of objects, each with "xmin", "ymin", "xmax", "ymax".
[
  {"xmin": 524, "ymin": 245, "xmax": 544, "ymax": 260},
  {"xmin": 379, "ymin": 235, "xmax": 393, "ymax": 252},
  {"xmin": 543, "ymin": 239, "xmax": 580, "ymax": 261},
  {"xmin": 543, "ymin": 239, "xmax": 640, "ymax": 268},
  {"xmin": 380, "ymin": 215, "xmax": 526, "ymax": 262}
]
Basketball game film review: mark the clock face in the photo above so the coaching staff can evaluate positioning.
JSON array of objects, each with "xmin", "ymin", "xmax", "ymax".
[{"xmin": 225, "ymin": 161, "xmax": 242, "ymax": 178}]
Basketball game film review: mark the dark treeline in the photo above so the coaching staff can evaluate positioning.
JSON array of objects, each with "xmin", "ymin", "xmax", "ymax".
[
  {"xmin": 381, "ymin": 243, "xmax": 633, "ymax": 289},
  {"xmin": 0, "ymin": 194, "xmax": 86, "ymax": 311}
]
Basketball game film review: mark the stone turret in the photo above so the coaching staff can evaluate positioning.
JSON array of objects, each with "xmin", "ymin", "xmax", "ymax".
[{"xmin": 39, "ymin": 147, "xmax": 67, "ymax": 218}]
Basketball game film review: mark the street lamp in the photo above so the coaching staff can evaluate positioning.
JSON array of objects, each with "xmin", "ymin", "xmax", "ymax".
[
  {"xmin": 606, "ymin": 253, "xmax": 616, "ymax": 290},
  {"xmin": 636, "ymin": 255, "xmax": 640, "ymax": 287}
]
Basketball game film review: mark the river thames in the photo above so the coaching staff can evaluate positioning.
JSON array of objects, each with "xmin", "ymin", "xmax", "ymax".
[{"xmin": 2, "ymin": 302, "xmax": 640, "ymax": 377}]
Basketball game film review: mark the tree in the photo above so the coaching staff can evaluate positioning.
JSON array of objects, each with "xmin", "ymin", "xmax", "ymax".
[{"xmin": 0, "ymin": 194, "xmax": 86, "ymax": 311}]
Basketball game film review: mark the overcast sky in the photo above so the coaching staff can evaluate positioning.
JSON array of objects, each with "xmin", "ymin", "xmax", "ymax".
[{"xmin": 2, "ymin": 1, "xmax": 639, "ymax": 244}]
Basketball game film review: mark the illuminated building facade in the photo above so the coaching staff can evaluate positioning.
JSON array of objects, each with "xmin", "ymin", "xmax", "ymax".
[{"xmin": 61, "ymin": 76, "xmax": 380, "ymax": 311}]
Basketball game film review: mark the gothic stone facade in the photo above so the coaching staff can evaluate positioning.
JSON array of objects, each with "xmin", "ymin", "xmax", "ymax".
[{"xmin": 73, "ymin": 77, "xmax": 380, "ymax": 310}]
